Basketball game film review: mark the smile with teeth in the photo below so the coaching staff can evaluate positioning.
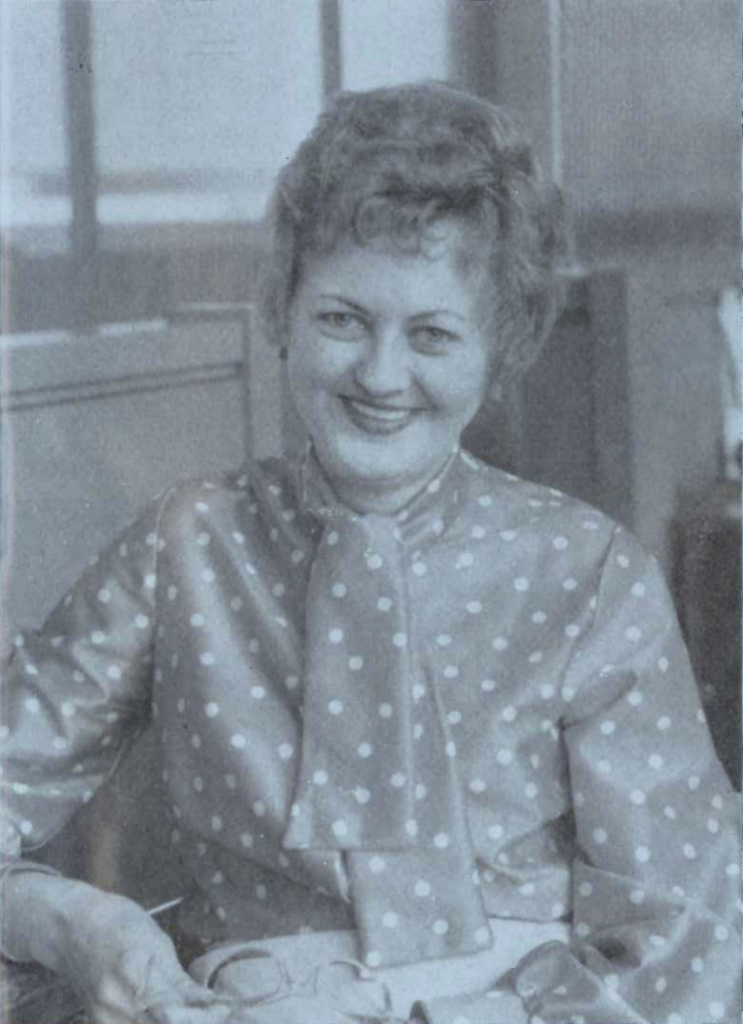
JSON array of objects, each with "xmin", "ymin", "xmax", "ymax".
[
  {"xmin": 348, "ymin": 398, "xmax": 412, "ymax": 420},
  {"xmin": 341, "ymin": 396, "xmax": 422, "ymax": 431}
]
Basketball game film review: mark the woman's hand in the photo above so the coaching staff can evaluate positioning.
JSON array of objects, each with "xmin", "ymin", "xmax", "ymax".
[{"xmin": 5, "ymin": 873, "xmax": 233, "ymax": 1024}]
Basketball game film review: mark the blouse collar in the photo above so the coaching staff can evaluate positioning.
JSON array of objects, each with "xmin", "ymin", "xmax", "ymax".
[{"xmin": 296, "ymin": 442, "xmax": 480, "ymax": 548}]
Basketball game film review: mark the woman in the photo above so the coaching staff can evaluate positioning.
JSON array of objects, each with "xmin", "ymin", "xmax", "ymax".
[{"xmin": 2, "ymin": 82, "xmax": 740, "ymax": 1024}]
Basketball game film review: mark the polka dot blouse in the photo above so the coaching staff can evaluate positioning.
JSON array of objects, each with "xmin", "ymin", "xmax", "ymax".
[{"xmin": 2, "ymin": 449, "xmax": 740, "ymax": 1022}]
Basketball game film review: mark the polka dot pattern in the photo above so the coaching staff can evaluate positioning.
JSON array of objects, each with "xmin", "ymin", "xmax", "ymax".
[{"xmin": 3, "ymin": 451, "xmax": 738, "ymax": 1016}]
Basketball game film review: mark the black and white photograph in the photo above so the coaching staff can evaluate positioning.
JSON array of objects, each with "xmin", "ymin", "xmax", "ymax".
[{"xmin": 1, "ymin": 2, "xmax": 741, "ymax": 1022}]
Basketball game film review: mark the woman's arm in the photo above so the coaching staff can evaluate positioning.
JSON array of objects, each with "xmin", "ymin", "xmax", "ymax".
[{"xmin": 506, "ymin": 525, "xmax": 741, "ymax": 1023}]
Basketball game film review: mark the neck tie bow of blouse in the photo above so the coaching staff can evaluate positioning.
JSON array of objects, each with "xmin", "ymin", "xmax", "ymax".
[{"xmin": 283, "ymin": 452, "xmax": 491, "ymax": 967}]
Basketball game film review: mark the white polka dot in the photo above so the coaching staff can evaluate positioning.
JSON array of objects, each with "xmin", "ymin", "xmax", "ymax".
[
  {"xmin": 135, "ymin": 614, "xmax": 150, "ymax": 629},
  {"xmin": 471, "ymin": 525, "xmax": 486, "ymax": 539},
  {"xmin": 107, "ymin": 665, "xmax": 122, "ymax": 681},
  {"xmin": 578, "ymin": 881, "xmax": 593, "ymax": 897},
  {"xmin": 562, "ymin": 578, "xmax": 578, "ymax": 591},
  {"xmin": 708, "ymin": 1002, "xmax": 725, "ymax": 1020},
  {"xmin": 469, "ymin": 778, "xmax": 486, "ymax": 794},
  {"xmin": 365, "ymin": 951, "xmax": 382, "ymax": 968},
  {"xmin": 436, "ymin": 634, "xmax": 452, "ymax": 647},
  {"xmin": 390, "ymin": 772, "xmax": 406, "ymax": 788},
  {"xmin": 456, "ymin": 552, "xmax": 475, "ymax": 569},
  {"xmin": 191, "ymin": 734, "xmax": 202, "ymax": 749},
  {"xmin": 20, "ymin": 820, "xmax": 33, "ymax": 836},
  {"xmin": 413, "ymin": 722, "xmax": 424, "ymax": 739},
  {"xmin": 627, "ymin": 689, "xmax": 643, "ymax": 706},
  {"xmin": 575, "ymin": 922, "xmax": 590, "ymax": 938},
  {"xmin": 190, "ymin": 613, "xmax": 205, "ymax": 628},
  {"xmin": 688, "ymin": 775, "xmax": 700, "ymax": 791},
  {"xmin": 531, "ymin": 652, "xmax": 544, "ymax": 665},
  {"xmin": 328, "ymin": 628, "xmax": 344, "ymax": 644},
  {"xmin": 432, "ymin": 919, "xmax": 449, "ymax": 935},
  {"xmin": 378, "ymin": 703, "xmax": 393, "ymax": 718},
  {"xmin": 496, "ymin": 749, "xmax": 513, "ymax": 765},
  {"xmin": 630, "ymin": 789, "xmax": 646, "ymax": 805},
  {"xmin": 658, "ymin": 656, "xmax": 669, "ymax": 673},
  {"xmin": 466, "ymin": 601, "xmax": 483, "ymax": 615},
  {"xmin": 412, "ymin": 561, "xmax": 428, "ymax": 577},
  {"xmin": 392, "ymin": 632, "xmax": 408, "ymax": 648},
  {"xmin": 447, "ymin": 710, "xmax": 462, "ymax": 725},
  {"xmin": 230, "ymin": 734, "xmax": 246, "ymax": 749},
  {"xmin": 629, "ymin": 889, "xmax": 645, "ymax": 904},
  {"xmin": 631, "ymin": 582, "xmax": 646, "ymax": 597},
  {"xmin": 625, "ymin": 626, "xmax": 642, "ymax": 642},
  {"xmin": 474, "ymin": 926, "xmax": 490, "ymax": 945},
  {"xmin": 525, "ymin": 783, "xmax": 538, "ymax": 799},
  {"xmin": 565, "ymin": 623, "xmax": 581, "ymax": 638},
  {"xmin": 97, "ymin": 588, "xmax": 112, "ymax": 604},
  {"xmin": 514, "ymin": 577, "xmax": 530, "ymax": 592},
  {"xmin": 205, "ymin": 702, "xmax": 220, "ymax": 718},
  {"xmin": 446, "ymin": 741, "xmax": 457, "ymax": 758},
  {"xmin": 691, "ymin": 956, "xmax": 704, "ymax": 973},
  {"xmin": 253, "ymin": 801, "xmax": 266, "ymax": 817},
  {"xmin": 382, "ymin": 911, "xmax": 399, "ymax": 928},
  {"xmin": 481, "ymin": 678, "xmax": 496, "ymax": 692},
  {"xmin": 553, "ymin": 536, "xmax": 569, "ymax": 550},
  {"xmin": 331, "ymin": 819, "xmax": 347, "ymax": 838},
  {"xmin": 200, "ymin": 652, "xmax": 215, "ymax": 666},
  {"xmin": 600, "ymin": 720, "xmax": 616, "ymax": 735},
  {"xmin": 24, "ymin": 698, "xmax": 40, "ymax": 713},
  {"xmin": 487, "ymin": 824, "xmax": 504, "ymax": 840},
  {"xmin": 443, "ymin": 665, "xmax": 459, "ymax": 679},
  {"xmin": 433, "ymin": 832, "xmax": 450, "ymax": 849},
  {"xmin": 532, "ymin": 611, "xmax": 547, "ymax": 624},
  {"xmin": 369, "ymin": 856, "xmax": 386, "ymax": 873},
  {"xmin": 328, "ymin": 699, "xmax": 344, "ymax": 715},
  {"xmin": 354, "ymin": 788, "xmax": 371, "ymax": 804},
  {"xmin": 707, "ymin": 817, "xmax": 720, "ymax": 834},
  {"xmin": 377, "ymin": 597, "xmax": 393, "ymax": 612},
  {"xmin": 539, "ymin": 683, "xmax": 554, "ymax": 698},
  {"xmin": 683, "ymin": 843, "xmax": 696, "ymax": 860},
  {"xmin": 251, "ymin": 686, "xmax": 266, "ymax": 700},
  {"xmin": 202, "ymin": 569, "xmax": 216, "ymax": 583},
  {"xmin": 278, "ymin": 743, "xmax": 294, "ymax": 760},
  {"xmin": 211, "ymin": 815, "xmax": 222, "ymax": 832},
  {"xmin": 499, "ymin": 530, "xmax": 516, "ymax": 542},
  {"xmin": 367, "ymin": 554, "xmax": 383, "ymax": 570},
  {"xmin": 593, "ymin": 828, "xmax": 608, "ymax": 845},
  {"xmin": 635, "ymin": 846, "xmax": 651, "ymax": 863},
  {"xmin": 648, "ymin": 754, "xmax": 664, "ymax": 769},
  {"xmin": 91, "ymin": 631, "xmax": 106, "ymax": 645},
  {"xmin": 492, "ymin": 636, "xmax": 509, "ymax": 651},
  {"xmin": 656, "ymin": 716, "xmax": 671, "ymax": 730},
  {"xmin": 654, "ymin": 977, "xmax": 667, "ymax": 994}
]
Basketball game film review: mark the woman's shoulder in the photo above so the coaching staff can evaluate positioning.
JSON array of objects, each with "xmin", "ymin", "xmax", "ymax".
[
  {"xmin": 460, "ymin": 449, "xmax": 619, "ymax": 544},
  {"xmin": 147, "ymin": 455, "xmax": 299, "ymax": 528}
]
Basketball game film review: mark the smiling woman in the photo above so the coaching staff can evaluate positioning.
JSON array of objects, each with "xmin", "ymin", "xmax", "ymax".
[
  {"xmin": 286, "ymin": 236, "xmax": 492, "ymax": 513},
  {"xmin": 2, "ymin": 81, "xmax": 740, "ymax": 1024}
]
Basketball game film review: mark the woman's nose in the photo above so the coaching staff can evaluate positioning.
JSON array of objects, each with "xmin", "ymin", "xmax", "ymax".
[{"xmin": 353, "ymin": 331, "xmax": 410, "ymax": 396}]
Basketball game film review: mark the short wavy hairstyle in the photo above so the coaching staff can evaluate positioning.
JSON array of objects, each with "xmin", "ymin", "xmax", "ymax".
[{"xmin": 258, "ymin": 81, "xmax": 566, "ymax": 387}]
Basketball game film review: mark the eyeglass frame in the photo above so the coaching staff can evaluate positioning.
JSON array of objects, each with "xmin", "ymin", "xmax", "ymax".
[{"xmin": 205, "ymin": 946, "xmax": 404, "ymax": 1021}]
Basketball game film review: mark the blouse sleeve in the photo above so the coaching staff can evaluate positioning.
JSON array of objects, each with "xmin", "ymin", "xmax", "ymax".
[
  {"xmin": 0, "ymin": 494, "xmax": 167, "ymax": 954},
  {"xmin": 506, "ymin": 524, "xmax": 742, "ymax": 1024}
]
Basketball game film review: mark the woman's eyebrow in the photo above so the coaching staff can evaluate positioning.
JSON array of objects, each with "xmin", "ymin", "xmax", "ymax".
[
  {"xmin": 316, "ymin": 293, "xmax": 369, "ymax": 314},
  {"xmin": 409, "ymin": 309, "xmax": 468, "ymax": 323}
]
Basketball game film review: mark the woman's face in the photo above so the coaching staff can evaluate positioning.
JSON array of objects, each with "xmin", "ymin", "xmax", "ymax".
[{"xmin": 286, "ymin": 228, "xmax": 493, "ymax": 512}]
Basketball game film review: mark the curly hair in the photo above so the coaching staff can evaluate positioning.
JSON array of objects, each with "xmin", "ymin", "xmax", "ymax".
[{"xmin": 258, "ymin": 81, "xmax": 566, "ymax": 387}]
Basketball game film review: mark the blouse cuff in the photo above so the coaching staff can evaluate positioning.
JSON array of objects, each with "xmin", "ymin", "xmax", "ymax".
[{"xmin": 0, "ymin": 859, "xmax": 63, "ymax": 962}]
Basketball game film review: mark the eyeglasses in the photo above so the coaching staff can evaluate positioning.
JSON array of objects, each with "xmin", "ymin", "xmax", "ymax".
[{"xmin": 205, "ymin": 947, "xmax": 404, "ymax": 1022}]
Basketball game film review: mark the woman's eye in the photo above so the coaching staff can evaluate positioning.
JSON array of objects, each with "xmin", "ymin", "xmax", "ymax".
[
  {"xmin": 318, "ymin": 312, "xmax": 364, "ymax": 333},
  {"xmin": 412, "ymin": 326, "xmax": 457, "ymax": 351}
]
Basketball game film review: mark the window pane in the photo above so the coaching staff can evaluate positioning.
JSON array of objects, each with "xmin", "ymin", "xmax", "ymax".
[
  {"xmin": 2, "ymin": 0, "xmax": 70, "ymax": 232},
  {"xmin": 341, "ymin": 0, "xmax": 450, "ymax": 92},
  {"xmin": 91, "ymin": 0, "xmax": 323, "ymax": 225}
]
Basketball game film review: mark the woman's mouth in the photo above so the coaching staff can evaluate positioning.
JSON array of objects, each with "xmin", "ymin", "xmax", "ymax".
[{"xmin": 340, "ymin": 396, "xmax": 421, "ymax": 435}]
